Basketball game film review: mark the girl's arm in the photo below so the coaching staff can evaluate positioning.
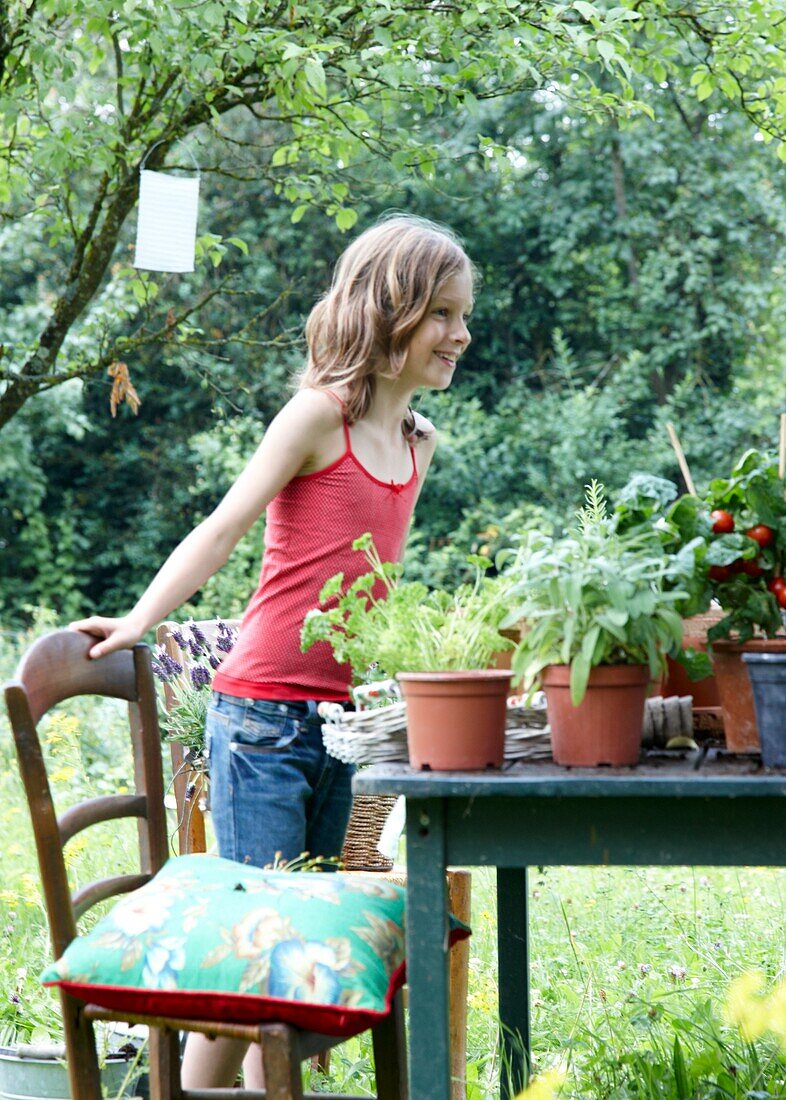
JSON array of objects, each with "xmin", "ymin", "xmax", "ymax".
[{"xmin": 70, "ymin": 390, "xmax": 343, "ymax": 658}]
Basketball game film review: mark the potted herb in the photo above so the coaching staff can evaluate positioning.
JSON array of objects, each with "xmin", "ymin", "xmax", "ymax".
[
  {"xmin": 503, "ymin": 481, "xmax": 692, "ymax": 767},
  {"xmin": 301, "ymin": 534, "xmax": 514, "ymax": 770}
]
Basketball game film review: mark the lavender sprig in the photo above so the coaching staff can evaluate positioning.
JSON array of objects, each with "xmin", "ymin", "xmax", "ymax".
[{"xmin": 152, "ymin": 646, "xmax": 184, "ymax": 683}]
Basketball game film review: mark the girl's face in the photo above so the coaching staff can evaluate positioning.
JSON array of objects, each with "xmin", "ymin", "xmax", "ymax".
[{"xmin": 398, "ymin": 269, "xmax": 473, "ymax": 391}]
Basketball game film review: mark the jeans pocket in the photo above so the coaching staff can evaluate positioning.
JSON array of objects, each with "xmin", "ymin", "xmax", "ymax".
[{"xmin": 231, "ymin": 711, "xmax": 300, "ymax": 754}]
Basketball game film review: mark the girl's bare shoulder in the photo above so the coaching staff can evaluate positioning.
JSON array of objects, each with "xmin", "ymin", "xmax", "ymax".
[{"xmin": 279, "ymin": 386, "xmax": 346, "ymax": 432}]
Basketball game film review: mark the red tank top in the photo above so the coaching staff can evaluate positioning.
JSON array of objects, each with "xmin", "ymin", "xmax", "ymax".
[{"xmin": 212, "ymin": 407, "xmax": 419, "ymax": 702}]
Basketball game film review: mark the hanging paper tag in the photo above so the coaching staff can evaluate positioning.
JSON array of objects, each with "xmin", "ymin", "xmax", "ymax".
[{"xmin": 133, "ymin": 169, "xmax": 200, "ymax": 273}]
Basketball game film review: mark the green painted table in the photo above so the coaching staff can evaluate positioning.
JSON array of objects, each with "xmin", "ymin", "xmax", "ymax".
[{"xmin": 354, "ymin": 752, "xmax": 786, "ymax": 1100}]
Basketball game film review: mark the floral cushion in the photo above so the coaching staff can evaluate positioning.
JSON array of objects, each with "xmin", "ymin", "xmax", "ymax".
[{"xmin": 42, "ymin": 854, "xmax": 470, "ymax": 1037}]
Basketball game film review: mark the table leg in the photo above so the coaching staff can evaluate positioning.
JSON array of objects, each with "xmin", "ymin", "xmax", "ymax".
[
  {"xmin": 497, "ymin": 867, "xmax": 529, "ymax": 1099},
  {"xmin": 406, "ymin": 797, "xmax": 451, "ymax": 1100}
]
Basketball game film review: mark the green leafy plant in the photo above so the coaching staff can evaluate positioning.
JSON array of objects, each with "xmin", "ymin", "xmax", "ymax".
[
  {"xmin": 504, "ymin": 481, "xmax": 690, "ymax": 705},
  {"xmin": 300, "ymin": 533, "xmax": 513, "ymax": 681},
  {"xmin": 698, "ymin": 449, "xmax": 786, "ymax": 643}
]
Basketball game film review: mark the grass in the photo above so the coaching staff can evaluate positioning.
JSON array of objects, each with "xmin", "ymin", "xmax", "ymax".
[{"xmin": 3, "ymin": 625, "xmax": 786, "ymax": 1097}]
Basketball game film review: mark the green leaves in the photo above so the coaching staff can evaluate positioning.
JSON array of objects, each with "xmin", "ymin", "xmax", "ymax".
[
  {"xmin": 507, "ymin": 481, "xmax": 693, "ymax": 703},
  {"xmin": 300, "ymin": 535, "xmax": 513, "ymax": 680}
]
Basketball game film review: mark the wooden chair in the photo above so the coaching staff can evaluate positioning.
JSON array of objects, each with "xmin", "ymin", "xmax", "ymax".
[
  {"xmin": 157, "ymin": 620, "xmax": 472, "ymax": 1099},
  {"xmin": 4, "ymin": 629, "xmax": 407, "ymax": 1100}
]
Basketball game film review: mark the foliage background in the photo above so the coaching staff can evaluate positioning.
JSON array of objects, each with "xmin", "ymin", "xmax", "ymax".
[{"xmin": 2, "ymin": 1, "xmax": 786, "ymax": 624}]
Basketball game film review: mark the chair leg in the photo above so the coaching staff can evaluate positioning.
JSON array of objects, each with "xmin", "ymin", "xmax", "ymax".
[
  {"xmin": 260, "ymin": 1024, "xmax": 304, "ymax": 1100},
  {"xmin": 311, "ymin": 1049, "xmax": 331, "ymax": 1075},
  {"xmin": 148, "ymin": 1026, "xmax": 184, "ymax": 1100},
  {"xmin": 447, "ymin": 869, "xmax": 472, "ymax": 1100},
  {"xmin": 372, "ymin": 990, "xmax": 408, "ymax": 1100},
  {"xmin": 62, "ymin": 997, "xmax": 103, "ymax": 1100}
]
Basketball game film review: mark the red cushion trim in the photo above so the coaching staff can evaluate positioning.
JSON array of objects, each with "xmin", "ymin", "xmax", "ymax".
[{"xmin": 45, "ymin": 960, "xmax": 407, "ymax": 1039}]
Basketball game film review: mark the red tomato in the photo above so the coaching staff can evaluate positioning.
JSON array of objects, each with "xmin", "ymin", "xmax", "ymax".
[
  {"xmin": 739, "ymin": 558, "xmax": 763, "ymax": 578},
  {"xmin": 745, "ymin": 524, "xmax": 775, "ymax": 548},
  {"xmin": 711, "ymin": 509, "xmax": 735, "ymax": 534},
  {"xmin": 708, "ymin": 564, "xmax": 732, "ymax": 582},
  {"xmin": 768, "ymin": 577, "xmax": 786, "ymax": 608}
]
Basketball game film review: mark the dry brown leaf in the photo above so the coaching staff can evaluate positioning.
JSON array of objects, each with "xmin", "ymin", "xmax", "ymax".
[{"xmin": 107, "ymin": 360, "xmax": 141, "ymax": 418}]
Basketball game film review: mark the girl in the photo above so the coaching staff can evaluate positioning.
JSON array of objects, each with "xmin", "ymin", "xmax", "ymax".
[{"xmin": 71, "ymin": 213, "xmax": 474, "ymax": 1087}]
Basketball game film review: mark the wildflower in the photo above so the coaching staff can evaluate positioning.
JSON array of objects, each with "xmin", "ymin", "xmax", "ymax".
[
  {"xmin": 668, "ymin": 965, "xmax": 687, "ymax": 982},
  {"xmin": 639, "ymin": 963, "xmax": 652, "ymax": 976},
  {"xmin": 764, "ymin": 979, "xmax": 786, "ymax": 1047},
  {"xmin": 615, "ymin": 960, "xmax": 627, "ymax": 971},
  {"xmin": 515, "ymin": 1067, "xmax": 566, "ymax": 1099},
  {"xmin": 188, "ymin": 620, "xmax": 207, "ymax": 646},
  {"xmin": 724, "ymin": 971, "xmax": 768, "ymax": 1041},
  {"xmin": 94, "ymin": 103, "xmax": 115, "ymax": 122},
  {"xmin": 208, "ymin": 653, "xmax": 221, "ymax": 670}
]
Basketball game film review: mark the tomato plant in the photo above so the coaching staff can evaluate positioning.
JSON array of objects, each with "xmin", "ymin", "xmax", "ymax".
[{"xmin": 701, "ymin": 449, "xmax": 786, "ymax": 642}]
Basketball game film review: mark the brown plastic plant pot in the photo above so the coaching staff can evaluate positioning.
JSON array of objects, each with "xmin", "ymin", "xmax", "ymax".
[
  {"xmin": 542, "ymin": 663, "xmax": 650, "ymax": 767},
  {"xmin": 397, "ymin": 669, "xmax": 512, "ymax": 771},
  {"xmin": 711, "ymin": 637, "xmax": 786, "ymax": 754}
]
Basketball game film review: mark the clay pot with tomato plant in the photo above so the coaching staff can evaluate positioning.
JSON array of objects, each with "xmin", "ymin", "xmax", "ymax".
[{"xmin": 699, "ymin": 449, "xmax": 786, "ymax": 752}]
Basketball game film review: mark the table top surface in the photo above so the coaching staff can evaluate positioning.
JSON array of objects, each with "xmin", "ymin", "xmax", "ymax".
[{"xmin": 353, "ymin": 749, "xmax": 786, "ymax": 797}]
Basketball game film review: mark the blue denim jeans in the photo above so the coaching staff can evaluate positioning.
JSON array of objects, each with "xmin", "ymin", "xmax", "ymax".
[{"xmin": 205, "ymin": 692, "xmax": 355, "ymax": 869}]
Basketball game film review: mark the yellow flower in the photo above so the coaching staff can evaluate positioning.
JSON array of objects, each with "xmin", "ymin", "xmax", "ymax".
[
  {"xmin": 765, "ymin": 979, "xmax": 786, "ymax": 1047},
  {"xmin": 724, "ymin": 971, "xmax": 769, "ymax": 1041},
  {"xmin": 50, "ymin": 765, "xmax": 78, "ymax": 785},
  {"xmin": 515, "ymin": 1068, "xmax": 566, "ymax": 1099}
]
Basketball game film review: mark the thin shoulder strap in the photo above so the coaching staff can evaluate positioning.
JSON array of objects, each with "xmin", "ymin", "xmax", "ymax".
[{"xmin": 323, "ymin": 388, "xmax": 352, "ymax": 451}]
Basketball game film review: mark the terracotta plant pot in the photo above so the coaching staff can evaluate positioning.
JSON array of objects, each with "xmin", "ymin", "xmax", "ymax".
[
  {"xmin": 712, "ymin": 637, "xmax": 786, "ymax": 753},
  {"xmin": 662, "ymin": 609, "xmax": 725, "ymax": 706},
  {"xmin": 397, "ymin": 670, "xmax": 512, "ymax": 770},
  {"xmin": 542, "ymin": 664, "xmax": 650, "ymax": 767}
]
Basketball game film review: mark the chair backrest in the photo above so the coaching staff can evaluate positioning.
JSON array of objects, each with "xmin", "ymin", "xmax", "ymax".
[{"xmin": 3, "ymin": 630, "xmax": 168, "ymax": 960}]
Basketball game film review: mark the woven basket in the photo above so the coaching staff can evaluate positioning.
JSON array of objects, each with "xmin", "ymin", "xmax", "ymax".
[
  {"xmin": 321, "ymin": 696, "xmax": 551, "ymax": 766},
  {"xmin": 340, "ymin": 794, "xmax": 399, "ymax": 871}
]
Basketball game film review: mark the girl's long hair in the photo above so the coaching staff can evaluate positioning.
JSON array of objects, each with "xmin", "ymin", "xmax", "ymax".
[{"xmin": 298, "ymin": 214, "xmax": 473, "ymax": 427}]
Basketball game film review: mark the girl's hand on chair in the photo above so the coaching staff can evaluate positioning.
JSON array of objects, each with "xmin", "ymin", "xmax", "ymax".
[{"xmin": 68, "ymin": 615, "xmax": 144, "ymax": 659}]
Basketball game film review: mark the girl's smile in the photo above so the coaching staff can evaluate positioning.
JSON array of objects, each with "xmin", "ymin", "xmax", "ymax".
[{"xmin": 400, "ymin": 269, "xmax": 473, "ymax": 390}]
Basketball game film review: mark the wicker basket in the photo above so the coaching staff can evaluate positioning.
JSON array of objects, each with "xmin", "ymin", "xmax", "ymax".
[
  {"xmin": 321, "ymin": 696, "xmax": 551, "ymax": 766},
  {"xmin": 340, "ymin": 794, "xmax": 400, "ymax": 871}
]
